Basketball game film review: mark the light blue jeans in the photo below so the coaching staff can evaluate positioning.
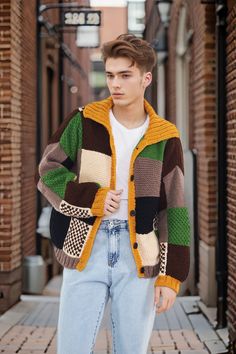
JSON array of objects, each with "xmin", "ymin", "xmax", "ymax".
[{"xmin": 57, "ymin": 219, "xmax": 156, "ymax": 354}]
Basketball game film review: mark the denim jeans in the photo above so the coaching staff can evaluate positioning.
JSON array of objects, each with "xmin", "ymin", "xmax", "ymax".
[{"xmin": 57, "ymin": 219, "xmax": 156, "ymax": 354}]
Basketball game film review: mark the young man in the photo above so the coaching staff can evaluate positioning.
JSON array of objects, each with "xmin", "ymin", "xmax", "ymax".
[{"xmin": 36, "ymin": 34, "xmax": 190, "ymax": 354}]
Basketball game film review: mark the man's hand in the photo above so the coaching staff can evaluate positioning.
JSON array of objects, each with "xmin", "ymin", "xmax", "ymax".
[
  {"xmin": 104, "ymin": 189, "xmax": 123, "ymax": 216},
  {"xmin": 154, "ymin": 286, "xmax": 177, "ymax": 313}
]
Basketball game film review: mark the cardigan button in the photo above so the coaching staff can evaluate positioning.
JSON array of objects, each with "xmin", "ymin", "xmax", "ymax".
[
  {"xmin": 133, "ymin": 242, "xmax": 138, "ymax": 249},
  {"xmin": 130, "ymin": 174, "xmax": 134, "ymax": 181},
  {"xmin": 130, "ymin": 210, "xmax": 136, "ymax": 217},
  {"xmin": 140, "ymin": 267, "xmax": 145, "ymax": 274}
]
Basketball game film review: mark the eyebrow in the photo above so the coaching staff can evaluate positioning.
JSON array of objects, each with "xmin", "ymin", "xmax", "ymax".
[{"xmin": 105, "ymin": 70, "xmax": 133, "ymax": 75}]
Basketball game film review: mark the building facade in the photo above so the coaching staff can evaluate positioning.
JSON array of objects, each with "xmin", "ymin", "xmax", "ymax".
[
  {"xmin": 0, "ymin": 0, "xmax": 92, "ymax": 313},
  {"xmin": 0, "ymin": 0, "xmax": 37, "ymax": 313},
  {"xmin": 144, "ymin": 0, "xmax": 235, "ymax": 350}
]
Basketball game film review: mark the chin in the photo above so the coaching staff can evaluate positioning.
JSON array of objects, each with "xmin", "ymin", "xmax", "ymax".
[{"xmin": 112, "ymin": 97, "xmax": 130, "ymax": 106}]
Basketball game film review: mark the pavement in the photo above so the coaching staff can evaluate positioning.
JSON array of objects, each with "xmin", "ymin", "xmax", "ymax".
[{"xmin": 0, "ymin": 275, "xmax": 229, "ymax": 354}]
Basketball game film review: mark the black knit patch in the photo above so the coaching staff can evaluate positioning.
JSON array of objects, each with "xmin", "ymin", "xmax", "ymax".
[
  {"xmin": 135, "ymin": 197, "xmax": 160, "ymax": 234},
  {"xmin": 49, "ymin": 208, "xmax": 71, "ymax": 249},
  {"xmin": 62, "ymin": 156, "xmax": 74, "ymax": 170},
  {"xmin": 79, "ymin": 216, "xmax": 96, "ymax": 225}
]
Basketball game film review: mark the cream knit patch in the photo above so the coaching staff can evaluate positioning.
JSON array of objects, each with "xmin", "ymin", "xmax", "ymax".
[
  {"xmin": 136, "ymin": 231, "xmax": 160, "ymax": 266},
  {"xmin": 79, "ymin": 149, "xmax": 112, "ymax": 187}
]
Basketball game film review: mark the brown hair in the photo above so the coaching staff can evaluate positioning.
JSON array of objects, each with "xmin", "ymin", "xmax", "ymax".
[{"xmin": 101, "ymin": 33, "xmax": 157, "ymax": 73}]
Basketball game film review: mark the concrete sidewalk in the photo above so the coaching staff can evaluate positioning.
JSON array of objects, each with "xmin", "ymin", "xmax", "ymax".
[{"xmin": 0, "ymin": 276, "xmax": 229, "ymax": 353}]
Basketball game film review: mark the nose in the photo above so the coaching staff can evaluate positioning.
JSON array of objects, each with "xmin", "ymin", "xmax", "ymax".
[{"xmin": 111, "ymin": 76, "xmax": 121, "ymax": 88}]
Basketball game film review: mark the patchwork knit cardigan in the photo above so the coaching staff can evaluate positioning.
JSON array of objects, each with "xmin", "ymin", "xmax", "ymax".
[{"xmin": 36, "ymin": 97, "xmax": 191, "ymax": 294}]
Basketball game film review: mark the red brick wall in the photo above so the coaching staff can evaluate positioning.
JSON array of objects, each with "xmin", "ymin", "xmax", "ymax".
[
  {"xmin": 21, "ymin": 0, "xmax": 37, "ymax": 256},
  {"xmin": 189, "ymin": 2, "xmax": 217, "ymax": 248},
  {"xmin": 0, "ymin": 0, "xmax": 22, "ymax": 273},
  {"xmin": 0, "ymin": 0, "xmax": 37, "ymax": 312},
  {"xmin": 0, "ymin": 0, "xmax": 22, "ymax": 312},
  {"xmin": 226, "ymin": 2, "xmax": 236, "ymax": 343}
]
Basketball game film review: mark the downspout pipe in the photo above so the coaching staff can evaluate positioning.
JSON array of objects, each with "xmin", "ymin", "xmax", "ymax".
[
  {"xmin": 215, "ymin": 0, "xmax": 228, "ymax": 329},
  {"xmin": 58, "ymin": 1, "xmax": 64, "ymax": 124}
]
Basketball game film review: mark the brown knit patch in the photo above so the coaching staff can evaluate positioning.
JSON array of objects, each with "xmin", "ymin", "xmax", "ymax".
[
  {"xmin": 37, "ymin": 179, "xmax": 61, "ymax": 210},
  {"xmin": 54, "ymin": 246, "xmax": 80, "ymax": 268},
  {"xmin": 64, "ymin": 181, "xmax": 99, "ymax": 208},
  {"xmin": 157, "ymin": 210, "xmax": 168, "ymax": 242},
  {"xmin": 134, "ymin": 157, "xmax": 162, "ymax": 197},
  {"xmin": 163, "ymin": 166, "xmax": 185, "ymax": 208},
  {"xmin": 82, "ymin": 117, "xmax": 112, "ymax": 156},
  {"xmin": 143, "ymin": 263, "xmax": 160, "ymax": 277},
  {"xmin": 159, "ymin": 178, "xmax": 167, "ymax": 213},
  {"xmin": 166, "ymin": 244, "xmax": 190, "ymax": 282},
  {"xmin": 162, "ymin": 138, "xmax": 184, "ymax": 177},
  {"xmin": 38, "ymin": 142, "xmax": 69, "ymax": 176}
]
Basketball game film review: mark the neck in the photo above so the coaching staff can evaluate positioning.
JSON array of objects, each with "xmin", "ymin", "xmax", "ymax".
[{"xmin": 112, "ymin": 99, "xmax": 147, "ymax": 129}]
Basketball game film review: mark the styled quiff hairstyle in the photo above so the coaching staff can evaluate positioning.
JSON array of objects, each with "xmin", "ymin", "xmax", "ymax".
[{"xmin": 101, "ymin": 33, "xmax": 157, "ymax": 73}]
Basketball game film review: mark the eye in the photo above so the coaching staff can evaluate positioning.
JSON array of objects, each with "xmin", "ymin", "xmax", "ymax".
[
  {"xmin": 122, "ymin": 74, "xmax": 130, "ymax": 78},
  {"xmin": 106, "ymin": 74, "xmax": 114, "ymax": 79}
]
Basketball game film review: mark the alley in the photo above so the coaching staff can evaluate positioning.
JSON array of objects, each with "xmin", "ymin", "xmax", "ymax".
[
  {"xmin": 0, "ymin": 0, "xmax": 235, "ymax": 352},
  {"xmin": 0, "ymin": 276, "xmax": 229, "ymax": 354}
]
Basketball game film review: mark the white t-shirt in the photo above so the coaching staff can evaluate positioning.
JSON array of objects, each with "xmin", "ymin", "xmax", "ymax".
[{"xmin": 102, "ymin": 109, "xmax": 149, "ymax": 220}]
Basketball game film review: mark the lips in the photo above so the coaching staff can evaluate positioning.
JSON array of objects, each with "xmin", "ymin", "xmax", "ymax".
[{"xmin": 112, "ymin": 93, "xmax": 124, "ymax": 97}]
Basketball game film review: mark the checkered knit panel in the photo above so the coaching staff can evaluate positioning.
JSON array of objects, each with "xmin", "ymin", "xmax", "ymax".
[
  {"xmin": 60, "ymin": 200, "xmax": 93, "ymax": 218},
  {"xmin": 159, "ymin": 242, "xmax": 168, "ymax": 276},
  {"xmin": 63, "ymin": 218, "xmax": 92, "ymax": 258}
]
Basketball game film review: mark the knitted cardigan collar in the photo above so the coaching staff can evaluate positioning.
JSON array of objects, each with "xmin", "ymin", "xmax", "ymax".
[{"xmin": 83, "ymin": 96, "xmax": 179, "ymax": 145}]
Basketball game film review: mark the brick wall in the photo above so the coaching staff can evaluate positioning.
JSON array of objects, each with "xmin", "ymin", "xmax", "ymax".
[
  {"xmin": 226, "ymin": 2, "xmax": 236, "ymax": 344},
  {"xmin": 0, "ymin": 0, "xmax": 23, "ymax": 311},
  {"xmin": 21, "ymin": 0, "xmax": 37, "ymax": 256},
  {"xmin": 0, "ymin": 0, "xmax": 37, "ymax": 312}
]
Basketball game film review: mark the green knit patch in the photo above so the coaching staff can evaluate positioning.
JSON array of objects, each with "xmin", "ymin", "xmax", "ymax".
[
  {"xmin": 41, "ymin": 167, "xmax": 76, "ymax": 199},
  {"xmin": 139, "ymin": 140, "xmax": 167, "ymax": 161},
  {"xmin": 60, "ymin": 112, "xmax": 82, "ymax": 161},
  {"xmin": 167, "ymin": 207, "xmax": 190, "ymax": 246}
]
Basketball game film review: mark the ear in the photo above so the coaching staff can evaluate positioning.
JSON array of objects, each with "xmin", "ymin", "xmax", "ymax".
[{"xmin": 143, "ymin": 72, "xmax": 152, "ymax": 88}]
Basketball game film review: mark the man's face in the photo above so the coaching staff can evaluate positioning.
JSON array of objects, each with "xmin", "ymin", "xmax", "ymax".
[{"xmin": 105, "ymin": 57, "xmax": 152, "ymax": 107}]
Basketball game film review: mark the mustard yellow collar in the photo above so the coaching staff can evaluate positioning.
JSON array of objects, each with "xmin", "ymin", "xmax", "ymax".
[{"xmin": 83, "ymin": 96, "xmax": 179, "ymax": 145}]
